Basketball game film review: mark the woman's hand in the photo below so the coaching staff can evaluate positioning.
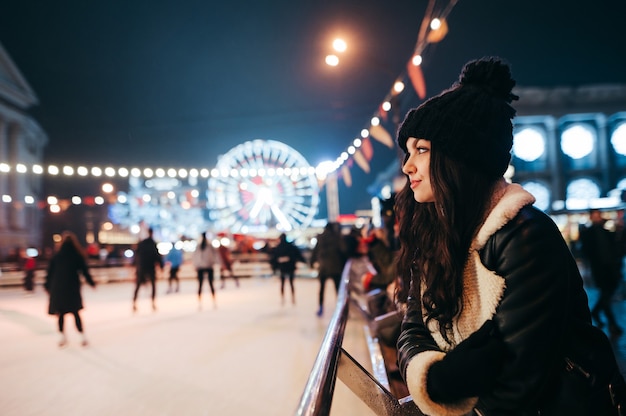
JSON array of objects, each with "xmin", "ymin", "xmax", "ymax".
[{"xmin": 427, "ymin": 320, "xmax": 507, "ymax": 403}]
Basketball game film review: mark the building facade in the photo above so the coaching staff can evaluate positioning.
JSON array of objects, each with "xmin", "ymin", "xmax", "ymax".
[{"xmin": 0, "ymin": 42, "xmax": 48, "ymax": 259}]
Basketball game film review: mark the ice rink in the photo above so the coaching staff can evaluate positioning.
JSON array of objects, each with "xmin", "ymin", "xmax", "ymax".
[
  {"xmin": 0, "ymin": 275, "xmax": 377, "ymax": 416},
  {"xmin": 4, "ymin": 269, "xmax": 626, "ymax": 416}
]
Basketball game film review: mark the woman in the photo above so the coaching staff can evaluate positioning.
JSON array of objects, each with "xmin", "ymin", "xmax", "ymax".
[
  {"xmin": 193, "ymin": 232, "xmax": 220, "ymax": 309},
  {"xmin": 394, "ymin": 57, "xmax": 626, "ymax": 415},
  {"xmin": 45, "ymin": 232, "xmax": 96, "ymax": 347}
]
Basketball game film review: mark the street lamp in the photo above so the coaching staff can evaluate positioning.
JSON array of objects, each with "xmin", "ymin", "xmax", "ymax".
[{"xmin": 324, "ymin": 38, "xmax": 347, "ymax": 67}]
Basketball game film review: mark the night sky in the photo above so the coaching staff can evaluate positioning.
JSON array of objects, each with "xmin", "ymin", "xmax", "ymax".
[{"xmin": 1, "ymin": 0, "xmax": 626, "ymax": 215}]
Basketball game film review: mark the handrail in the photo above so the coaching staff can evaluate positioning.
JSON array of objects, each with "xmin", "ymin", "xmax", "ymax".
[
  {"xmin": 294, "ymin": 275, "xmax": 351, "ymax": 416},
  {"xmin": 295, "ymin": 275, "xmax": 423, "ymax": 416}
]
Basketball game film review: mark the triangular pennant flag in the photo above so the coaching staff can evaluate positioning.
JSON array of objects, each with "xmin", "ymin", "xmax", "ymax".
[
  {"xmin": 378, "ymin": 103, "xmax": 388, "ymax": 122},
  {"xmin": 353, "ymin": 149, "xmax": 370, "ymax": 173},
  {"xmin": 427, "ymin": 19, "xmax": 448, "ymax": 43},
  {"xmin": 361, "ymin": 136, "xmax": 374, "ymax": 160},
  {"xmin": 407, "ymin": 61, "xmax": 427, "ymax": 99},
  {"xmin": 341, "ymin": 165, "xmax": 352, "ymax": 187},
  {"xmin": 369, "ymin": 124, "xmax": 394, "ymax": 148}
]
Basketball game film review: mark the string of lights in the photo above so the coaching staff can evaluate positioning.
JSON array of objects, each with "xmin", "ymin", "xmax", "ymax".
[
  {"xmin": 0, "ymin": 1, "xmax": 460, "ymax": 210},
  {"xmin": 326, "ymin": 0, "xmax": 460, "ymax": 175}
]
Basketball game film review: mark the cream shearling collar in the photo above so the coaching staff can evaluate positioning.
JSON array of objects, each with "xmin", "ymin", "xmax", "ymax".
[{"xmin": 427, "ymin": 180, "xmax": 536, "ymax": 349}]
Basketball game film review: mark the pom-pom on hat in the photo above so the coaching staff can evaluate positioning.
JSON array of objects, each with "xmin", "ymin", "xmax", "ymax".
[{"xmin": 398, "ymin": 57, "xmax": 519, "ymax": 178}]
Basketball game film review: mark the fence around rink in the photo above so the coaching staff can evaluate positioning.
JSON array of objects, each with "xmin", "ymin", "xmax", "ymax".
[{"xmin": 294, "ymin": 272, "xmax": 425, "ymax": 416}]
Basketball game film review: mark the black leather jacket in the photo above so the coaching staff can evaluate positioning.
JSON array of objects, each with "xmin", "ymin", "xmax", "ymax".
[{"xmin": 397, "ymin": 205, "xmax": 617, "ymax": 415}]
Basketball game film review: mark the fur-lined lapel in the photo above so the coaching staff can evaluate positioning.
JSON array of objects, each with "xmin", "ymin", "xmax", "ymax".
[{"xmin": 427, "ymin": 181, "xmax": 536, "ymax": 349}]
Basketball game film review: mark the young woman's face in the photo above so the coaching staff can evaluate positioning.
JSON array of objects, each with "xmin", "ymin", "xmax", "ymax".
[{"xmin": 401, "ymin": 137, "xmax": 434, "ymax": 203}]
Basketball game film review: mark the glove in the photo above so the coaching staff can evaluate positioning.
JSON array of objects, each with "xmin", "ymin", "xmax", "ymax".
[{"xmin": 426, "ymin": 320, "xmax": 506, "ymax": 403}]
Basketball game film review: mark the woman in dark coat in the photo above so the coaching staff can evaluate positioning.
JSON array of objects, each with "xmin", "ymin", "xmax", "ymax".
[
  {"xmin": 395, "ymin": 57, "xmax": 626, "ymax": 415},
  {"xmin": 271, "ymin": 233, "xmax": 305, "ymax": 305},
  {"xmin": 45, "ymin": 232, "xmax": 96, "ymax": 347}
]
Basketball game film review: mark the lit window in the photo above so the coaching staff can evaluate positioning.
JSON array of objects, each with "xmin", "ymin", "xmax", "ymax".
[
  {"xmin": 610, "ymin": 122, "xmax": 626, "ymax": 156},
  {"xmin": 561, "ymin": 124, "xmax": 595, "ymax": 159},
  {"xmin": 567, "ymin": 178, "xmax": 600, "ymax": 200},
  {"xmin": 522, "ymin": 181, "xmax": 550, "ymax": 211},
  {"xmin": 513, "ymin": 127, "xmax": 546, "ymax": 162}
]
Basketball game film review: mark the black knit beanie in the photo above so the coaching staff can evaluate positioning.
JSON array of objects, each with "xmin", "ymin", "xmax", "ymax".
[{"xmin": 397, "ymin": 57, "xmax": 519, "ymax": 178}]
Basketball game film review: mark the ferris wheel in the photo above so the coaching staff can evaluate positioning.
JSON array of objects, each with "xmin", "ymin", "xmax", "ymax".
[{"xmin": 206, "ymin": 139, "xmax": 320, "ymax": 234}]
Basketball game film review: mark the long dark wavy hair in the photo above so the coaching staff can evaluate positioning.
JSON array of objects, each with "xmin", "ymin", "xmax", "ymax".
[
  {"xmin": 394, "ymin": 146, "xmax": 499, "ymax": 343},
  {"xmin": 58, "ymin": 231, "xmax": 87, "ymax": 259}
]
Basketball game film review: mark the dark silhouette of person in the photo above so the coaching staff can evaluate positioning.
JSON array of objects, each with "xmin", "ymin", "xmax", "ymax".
[
  {"xmin": 310, "ymin": 222, "xmax": 347, "ymax": 316},
  {"xmin": 44, "ymin": 232, "xmax": 96, "ymax": 347},
  {"xmin": 271, "ymin": 233, "xmax": 305, "ymax": 305},
  {"xmin": 217, "ymin": 236, "xmax": 239, "ymax": 289},
  {"xmin": 132, "ymin": 227, "xmax": 163, "ymax": 312},
  {"xmin": 22, "ymin": 249, "xmax": 37, "ymax": 293},
  {"xmin": 165, "ymin": 240, "xmax": 183, "ymax": 294},
  {"xmin": 580, "ymin": 208, "xmax": 624, "ymax": 337}
]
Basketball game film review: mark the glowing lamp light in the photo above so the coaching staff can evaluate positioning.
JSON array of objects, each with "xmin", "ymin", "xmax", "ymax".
[
  {"xmin": 332, "ymin": 38, "xmax": 347, "ymax": 53},
  {"xmin": 611, "ymin": 122, "xmax": 626, "ymax": 156},
  {"xmin": 325, "ymin": 54, "xmax": 339, "ymax": 66},
  {"xmin": 513, "ymin": 127, "xmax": 546, "ymax": 162},
  {"xmin": 315, "ymin": 160, "xmax": 336, "ymax": 180},
  {"xmin": 561, "ymin": 124, "xmax": 595, "ymax": 159}
]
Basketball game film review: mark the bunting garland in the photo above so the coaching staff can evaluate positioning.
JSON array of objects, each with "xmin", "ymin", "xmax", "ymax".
[
  {"xmin": 1, "ymin": 1, "xmax": 461, "ymax": 211},
  {"xmin": 361, "ymin": 137, "xmax": 374, "ymax": 161},
  {"xmin": 327, "ymin": 0, "xmax": 458, "ymax": 180},
  {"xmin": 369, "ymin": 124, "xmax": 395, "ymax": 148},
  {"xmin": 353, "ymin": 149, "xmax": 370, "ymax": 173},
  {"xmin": 341, "ymin": 164, "xmax": 352, "ymax": 187},
  {"xmin": 407, "ymin": 60, "xmax": 427, "ymax": 100}
]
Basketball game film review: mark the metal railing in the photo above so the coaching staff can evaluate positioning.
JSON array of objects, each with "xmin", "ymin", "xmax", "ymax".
[{"xmin": 294, "ymin": 275, "xmax": 424, "ymax": 416}]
